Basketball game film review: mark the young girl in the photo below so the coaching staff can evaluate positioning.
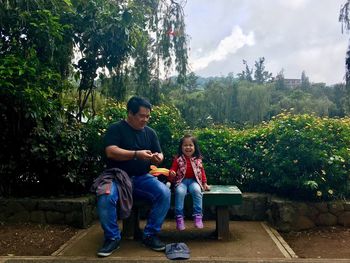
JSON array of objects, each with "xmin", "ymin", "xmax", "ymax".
[{"xmin": 169, "ymin": 134, "xmax": 210, "ymax": 231}]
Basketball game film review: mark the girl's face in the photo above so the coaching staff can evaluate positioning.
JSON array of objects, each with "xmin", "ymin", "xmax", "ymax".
[{"xmin": 181, "ymin": 138, "xmax": 195, "ymax": 157}]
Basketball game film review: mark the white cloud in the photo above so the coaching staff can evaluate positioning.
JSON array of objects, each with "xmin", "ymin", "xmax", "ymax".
[
  {"xmin": 279, "ymin": 0, "xmax": 309, "ymax": 9},
  {"xmin": 292, "ymin": 42, "xmax": 347, "ymax": 84},
  {"xmin": 184, "ymin": 0, "xmax": 348, "ymax": 85},
  {"xmin": 190, "ymin": 26, "xmax": 255, "ymax": 71}
]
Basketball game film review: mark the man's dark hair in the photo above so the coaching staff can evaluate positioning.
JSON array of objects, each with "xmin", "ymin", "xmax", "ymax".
[{"xmin": 127, "ymin": 96, "xmax": 152, "ymax": 114}]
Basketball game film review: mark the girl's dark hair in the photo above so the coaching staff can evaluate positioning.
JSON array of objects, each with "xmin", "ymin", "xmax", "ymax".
[{"xmin": 177, "ymin": 134, "xmax": 202, "ymax": 158}]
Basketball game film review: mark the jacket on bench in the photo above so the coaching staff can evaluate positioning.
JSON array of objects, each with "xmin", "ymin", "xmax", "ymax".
[{"xmin": 91, "ymin": 168, "xmax": 133, "ymax": 219}]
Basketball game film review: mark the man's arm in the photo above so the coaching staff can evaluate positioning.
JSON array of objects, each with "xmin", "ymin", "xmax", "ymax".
[
  {"xmin": 105, "ymin": 145, "xmax": 154, "ymax": 161},
  {"xmin": 147, "ymin": 127, "xmax": 163, "ymax": 165}
]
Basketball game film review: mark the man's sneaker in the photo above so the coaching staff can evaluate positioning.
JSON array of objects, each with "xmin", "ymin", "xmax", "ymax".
[
  {"xmin": 97, "ymin": 239, "xmax": 120, "ymax": 257},
  {"xmin": 176, "ymin": 215, "xmax": 185, "ymax": 231},
  {"xmin": 142, "ymin": 235, "xmax": 166, "ymax": 251},
  {"xmin": 194, "ymin": 214, "xmax": 203, "ymax": 229}
]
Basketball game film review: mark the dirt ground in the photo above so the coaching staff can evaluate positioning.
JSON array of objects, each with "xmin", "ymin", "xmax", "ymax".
[
  {"xmin": 0, "ymin": 223, "xmax": 350, "ymax": 258},
  {"xmin": 0, "ymin": 223, "xmax": 79, "ymax": 256},
  {"xmin": 281, "ymin": 226, "xmax": 350, "ymax": 259}
]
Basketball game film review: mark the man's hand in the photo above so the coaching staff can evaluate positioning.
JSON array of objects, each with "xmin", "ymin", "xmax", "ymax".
[
  {"xmin": 136, "ymin": 150, "xmax": 153, "ymax": 160},
  {"xmin": 151, "ymin": 152, "xmax": 163, "ymax": 165}
]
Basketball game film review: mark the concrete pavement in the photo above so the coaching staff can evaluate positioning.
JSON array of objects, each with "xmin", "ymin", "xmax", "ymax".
[
  {"xmin": 56, "ymin": 221, "xmax": 290, "ymax": 259},
  {"xmin": 1, "ymin": 220, "xmax": 350, "ymax": 262}
]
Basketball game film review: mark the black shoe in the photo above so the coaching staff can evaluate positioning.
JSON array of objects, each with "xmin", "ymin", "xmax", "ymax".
[
  {"xmin": 97, "ymin": 239, "xmax": 120, "ymax": 257},
  {"xmin": 142, "ymin": 235, "xmax": 166, "ymax": 251}
]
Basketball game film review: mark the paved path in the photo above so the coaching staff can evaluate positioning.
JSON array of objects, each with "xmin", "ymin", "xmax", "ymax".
[
  {"xmin": 1, "ymin": 220, "xmax": 350, "ymax": 262},
  {"xmin": 57, "ymin": 221, "xmax": 288, "ymax": 259}
]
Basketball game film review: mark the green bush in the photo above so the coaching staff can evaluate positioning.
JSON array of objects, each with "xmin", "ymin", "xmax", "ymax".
[
  {"xmin": 195, "ymin": 112, "xmax": 350, "ymax": 201},
  {"xmin": 3, "ymin": 88, "xmax": 350, "ymax": 201},
  {"xmin": 149, "ymin": 104, "xmax": 187, "ymax": 167},
  {"xmin": 0, "ymin": 53, "xmax": 73, "ymax": 196},
  {"xmin": 194, "ymin": 127, "xmax": 243, "ymax": 185},
  {"xmin": 28, "ymin": 117, "xmax": 88, "ymax": 194}
]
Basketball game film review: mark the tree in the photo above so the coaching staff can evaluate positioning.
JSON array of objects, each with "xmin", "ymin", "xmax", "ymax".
[
  {"xmin": 254, "ymin": 57, "xmax": 273, "ymax": 84},
  {"xmin": 237, "ymin": 60, "xmax": 253, "ymax": 82},
  {"xmin": 0, "ymin": 0, "xmax": 189, "ymax": 195},
  {"xmin": 235, "ymin": 82, "xmax": 271, "ymax": 124},
  {"xmin": 184, "ymin": 72, "xmax": 199, "ymax": 92},
  {"xmin": 301, "ymin": 70, "xmax": 311, "ymax": 89},
  {"xmin": 70, "ymin": 0, "xmax": 139, "ymax": 119},
  {"xmin": 237, "ymin": 57, "xmax": 272, "ymax": 84},
  {"xmin": 0, "ymin": 0, "xmax": 81, "ymax": 195},
  {"xmin": 70, "ymin": 0, "xmax": 189, "ymax": 117},
  {"xmin": 275, "ymin": 69, "xmax": 286, "ymax": 90},
  {"xmin": 339, "ymin": 1, "xmax": 350, "ymax": 112}
]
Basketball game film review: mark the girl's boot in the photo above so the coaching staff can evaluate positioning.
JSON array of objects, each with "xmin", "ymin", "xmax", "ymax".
[
  {"xmin": 176, "ymin": 215, "xmax": 185, "ymax": 231},
  {"xmin": 194, "ymin": 214, "xmax": 203, "ymax": 228}
]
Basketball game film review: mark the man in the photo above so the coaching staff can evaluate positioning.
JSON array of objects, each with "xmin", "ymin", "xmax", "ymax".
[{"xmin": 96, "ymin": 96, "xmax": 171, "ymax": 257}]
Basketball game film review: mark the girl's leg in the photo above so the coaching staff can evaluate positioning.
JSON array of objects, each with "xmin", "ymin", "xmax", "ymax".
[
  {"xmin": 188, "ymin": 180, "xmax": 203, "ymax": 216},
  {"xmin": 174, "ymin": 182, "xmax": 188, "ymax": 216},
  {"xmin": 174, "ymin": 181, "xmax": 188, "ymax": 230}
]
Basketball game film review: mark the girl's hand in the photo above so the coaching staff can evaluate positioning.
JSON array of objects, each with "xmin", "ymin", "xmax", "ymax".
[
  {"xmin": 203, "ymin": 183, "xmax": 211, "ymax": 191},
  {"xmin": 169, "ymin": 170, "xmax": 176, "ymax": 178}
]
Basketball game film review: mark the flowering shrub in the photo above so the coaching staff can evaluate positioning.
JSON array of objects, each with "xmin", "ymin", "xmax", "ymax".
[
  {"xmin": 149, "ymin": 104, "xmax": 187, "ymax": 166},
  {"xmin": 195, "ymin": 112, "xmax": 350, "ymax": 201},
  {"xmin": 3, "ymin": 96, "xmax": 349, "ymax": 201}
]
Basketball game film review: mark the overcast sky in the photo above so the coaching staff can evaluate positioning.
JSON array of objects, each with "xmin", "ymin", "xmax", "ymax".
[{"xmin": 184, "ymin": 0, "xmax": 349, "ymax": 85}]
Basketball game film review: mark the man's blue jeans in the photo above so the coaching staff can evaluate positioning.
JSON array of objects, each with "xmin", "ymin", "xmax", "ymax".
[
  {"xmin": 97, "ymin": 174, "xmax": 171, "ymax": 241},
  {"xmin": 174, "ymin": 178, "xmax": 203, "ymax": 217}
]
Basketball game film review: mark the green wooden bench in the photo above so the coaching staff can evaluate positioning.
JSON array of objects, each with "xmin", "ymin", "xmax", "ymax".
[{"xmin": 122, "ymin": 185, "xmax": 242, "ymax": 241}]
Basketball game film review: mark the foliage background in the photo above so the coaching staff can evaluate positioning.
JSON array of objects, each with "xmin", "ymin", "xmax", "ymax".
[
  {"xmin": 195, "ymin": 112, "xmax": 350, "ymax": 201},
  {"xmin": 1, "ymin": 0, "xmax": 349, "ymax": 201}
]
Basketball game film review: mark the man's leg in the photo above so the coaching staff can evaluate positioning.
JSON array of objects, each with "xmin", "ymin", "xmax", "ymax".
[
  {"xmin": 96, "ymin": 181, "xmax": 121, "ymax": 257},
  {"xmin": 133, "ymin": 174, "xmax": 171, "ymax": 251}
]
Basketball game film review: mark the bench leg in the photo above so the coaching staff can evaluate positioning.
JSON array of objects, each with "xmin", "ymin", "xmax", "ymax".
[
  {"xmin": 216, "ymin": 206, "xmax": 230, "ymax": 240},
  {"xmin": 123, "ymin": 207, "xmax": 142, "ymax": 240}
]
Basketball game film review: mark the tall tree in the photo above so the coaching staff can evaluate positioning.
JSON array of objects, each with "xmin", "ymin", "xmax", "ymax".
[
  {"xmin": 184, "ymin": 72, "xmax": 199, "ymax": 92},
  {"xmin": 254, "ymin": 57, "xmax": 273, "ymax": 84},
  {"xmin": 235, "ymin": 82, "xmax": 271, "ymax": 124},
  {"xmin": 238, "ymin": 57, "xmax": 272, "ymax": 84},
  {"xmin": 339, "ymin": 1, "xmax": 350, "ymax": 113},
  {"xmin": 70, "ymin": 0, "xmax": 134, "ymax": 119},
  {"xmin": 275, "ymin": 69, "xmax": 286, "ymax": 90},
  {"xmin": 70, "ymin": 0, "xmax": 188, "ymax": 116},
  {"xmin": 301, "ymin": 70, "xmax": 311, "ymax": 89},
  {"xmin": 0, "ymin": 0, "xmax": 75, "ymax": 195},
  {"xmin": 237, "ymin": 60, "xmax": 253, "ymax": 82}
]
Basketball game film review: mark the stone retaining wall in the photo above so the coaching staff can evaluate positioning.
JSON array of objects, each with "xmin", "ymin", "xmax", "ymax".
[
  {"xmin": 220, "ymin": 193, "xmax": 350, "ymax": 232},
  {"xmin": 205, "ymin": 193, "xmax": 350, "ymax": 232},
  {"xmin": 266, "ymin": 196, "xmax": 350, "ymax": 232},
  {"xmin": 0, "ymin": 196, "xmax": 97, "ymax": 228},
  {"xmin": 1, "ymin": 193, "xmax": 349, "ymax": 232}
]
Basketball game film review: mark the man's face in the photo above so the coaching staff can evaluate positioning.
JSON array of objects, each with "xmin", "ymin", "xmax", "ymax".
[{"xmin": 128, "ymin": 106, "xmax": 151, "ymax": 130}]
